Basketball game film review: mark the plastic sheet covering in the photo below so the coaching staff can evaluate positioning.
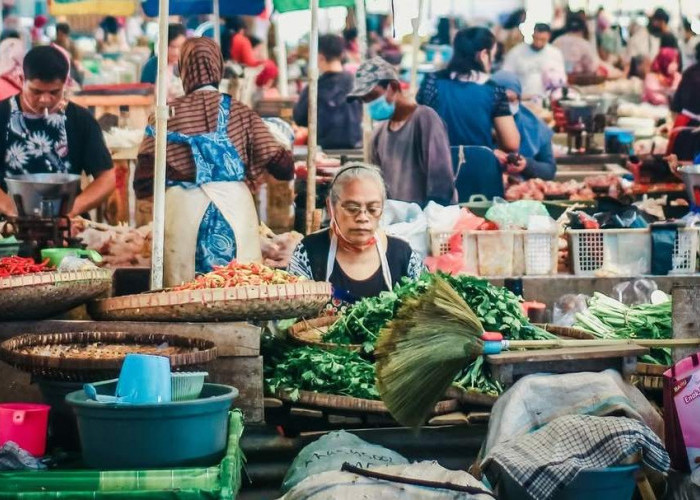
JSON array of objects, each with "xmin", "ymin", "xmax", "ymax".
[{"xmin": 0, "ymin": 411, "xmax": 243, "ymax": 499}]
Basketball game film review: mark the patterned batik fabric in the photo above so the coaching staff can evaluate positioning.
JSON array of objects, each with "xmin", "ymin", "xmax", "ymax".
[
  {"xmin": 5, "ymin": 97, "xmax": 71, "ymax": 174},
  {"xmin": 147, "ymin": 94, "xmax": 245, "ymax": 274}
]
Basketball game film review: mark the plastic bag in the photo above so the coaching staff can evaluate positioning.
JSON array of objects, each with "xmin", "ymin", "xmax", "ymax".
[
  {"xmin": 424, "ymin": 201, "xmax": 461, "ymax": 233},
  {"xmin": 485, "ymin": 199, "xmax": 549, "ymax": 230},
  {"xmin": 281, "ymin": 431, "xmax": 408, "ymax": 493},
  {"xmin": 381, "ymin": 200, "xmax": 429, "ymax": 258},
  {"xmin": 612, "ymin": 279, "xmax": 658, "ymax": 305},
  {"xmin": 552, "ymin": 294, "xmax": 589, "ymax": 327},
  {"xmin": 424, "ymin": 232, "xmax": 466, "ymax": 275},
  {"xmin": 279, "ymin": 461, "xmax": 494, "ymax": 500},
  {"xmin": 664, "ymin": 354, "xmax": 700, "ymax": 473}
]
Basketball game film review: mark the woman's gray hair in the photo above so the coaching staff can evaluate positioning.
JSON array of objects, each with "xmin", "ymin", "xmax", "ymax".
[{"xmin": 329, "ymin": 162, "xmax": 386, "ymax": 205}]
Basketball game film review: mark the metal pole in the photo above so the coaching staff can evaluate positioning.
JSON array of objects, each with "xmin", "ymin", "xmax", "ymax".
[
  {"xmin": 305, "ymin": 0, "xmax": 319, "ymax": 234},
  {"xmin": 355, "ymin": 0, "xmax": 372, "ymax": 163},
  {"xmin": 151, "ymin": 0, "xmax": 170, "ymax": 290},
  {"xmin": 274, "ymin": 14, "xmax": 289, "ymax": 97},
  {"xmin": 212, "ymin": 0, "xmax": 221, "ymax": 46},
  {"xmin": 409, "ymin": 0, "xmax": 425, "ymax": 97}
]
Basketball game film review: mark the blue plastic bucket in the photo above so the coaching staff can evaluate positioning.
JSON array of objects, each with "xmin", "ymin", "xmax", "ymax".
[
  {"xmin": 499, "ymin": 464, "xmax": 639, "ymax": 500},
  {"xmin": 66, "ymin": 382, "xmax": 237, "ymax": 469}
]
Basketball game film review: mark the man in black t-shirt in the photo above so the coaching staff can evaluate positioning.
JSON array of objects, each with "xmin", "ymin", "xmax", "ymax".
[
  {"xmin": 0, "ymin": 45, "xmax": 115, "ymax": 217},
  {"xmin": 293, "ymin": 34, "xmax": 362, "ymax": 150}
]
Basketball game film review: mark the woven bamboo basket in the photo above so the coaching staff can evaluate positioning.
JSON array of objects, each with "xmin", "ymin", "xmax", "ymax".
[
  {"xmin": 287, "ymin": 315, "xmax": 364, "ymax": 351},
  {"xmin": 0, "ymin": 269, "xmax": 113, "ymax": 320},
  {"xmin": 89, "ymin": 281, "xmax": 331, "ymax": 322},
  {"xmin": 274, "ymin": 389, "xmax": 459, "ymax": 417},
  {"xmin": 0, "ymin": 332, "xmax": 217, "ymax": 381}
]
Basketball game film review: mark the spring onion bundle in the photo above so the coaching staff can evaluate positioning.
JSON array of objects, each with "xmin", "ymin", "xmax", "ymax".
[{"xmin": 575, "ymin": 292, "xmax": 672, "ymax": 365}]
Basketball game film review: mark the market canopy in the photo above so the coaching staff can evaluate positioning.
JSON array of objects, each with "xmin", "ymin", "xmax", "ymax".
[
  {"xmin": 48, "ymin": 0, "xmax": 136, "ymax": 16},
  {"xmin": 273, "ymin": 0, "xmax": 354, "ymax": 13},
  {"xmin": 141, "ymin": 0, "xmax": 265, "ymax": 16}
]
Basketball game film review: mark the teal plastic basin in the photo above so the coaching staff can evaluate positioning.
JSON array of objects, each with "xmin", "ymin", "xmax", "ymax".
[
  {"xmin": 66, "ymin": 382, "xmax": 237, "ymax": 469},
  {"xmin": 499, "ymin": 464, "xmax": 640, "ymax": 500}
]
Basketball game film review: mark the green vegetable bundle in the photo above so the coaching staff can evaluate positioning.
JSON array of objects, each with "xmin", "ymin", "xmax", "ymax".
[
  {"xmin": 324, "ymin": 272, "xmax": 553, "ymax": 349},
  {"xmin": 574, "ymin": 292, "xmax": 672, "ymax": 365},
  {"xmin": 322, "ymin": 272, "xmax": 555, "ymax": 395},
  {"xmin": 265, "ymin": 346, "xmax": 379, "ymax": 401}
]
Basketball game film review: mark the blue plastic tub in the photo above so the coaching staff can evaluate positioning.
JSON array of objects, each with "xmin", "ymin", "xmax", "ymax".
[
  {"xmin": 499, "ymin": 464, "xmax": 639, "ymax": 500},
  {"xmin": 66, "ymin": 382, "xmax": 237, "ymax": 469}
]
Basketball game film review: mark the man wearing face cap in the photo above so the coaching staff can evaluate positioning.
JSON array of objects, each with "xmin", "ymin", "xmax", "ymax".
[
  {"xmin": 0, "ymin": 45, "xmax": 115, "ymax": 217},
  {"xmin": 347, "ymin": 56, "xmax": 455, "ymax": 208}
]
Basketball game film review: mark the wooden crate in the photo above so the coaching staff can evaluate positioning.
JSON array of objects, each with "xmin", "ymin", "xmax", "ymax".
[{"xmin": 0, "ymin": 320, "xmax": 265, "ymax": 424}]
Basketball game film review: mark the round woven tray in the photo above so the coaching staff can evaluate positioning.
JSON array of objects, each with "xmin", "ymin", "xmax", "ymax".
[
  {"xmin": 89, "ymin": 281, "xmax": 332, "ymax": 322},
  {"xmin": 0, "ymin": 331, "xmax": 217, "ymax": 381},
  {"xmin": 0, "ymin": 269, "xmax": 113, "ymax": 321},
  {"xmin": 274, "ymin": 389, "xmax": 459, "ymax": 417}
]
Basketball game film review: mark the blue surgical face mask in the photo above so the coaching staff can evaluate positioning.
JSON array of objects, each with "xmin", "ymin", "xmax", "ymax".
[
  {"xmin": 367, "ymin": 94, "xmax": 396, "ymax": 121},
  {"xmin": 509, "ymin": 102, "xmax": 520, "ymax": 116}
]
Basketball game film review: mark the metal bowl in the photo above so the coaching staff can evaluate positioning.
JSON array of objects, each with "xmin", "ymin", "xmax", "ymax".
[{"xmin": 5, "ymin": 173, "xmax": 81, "ymax": 216}]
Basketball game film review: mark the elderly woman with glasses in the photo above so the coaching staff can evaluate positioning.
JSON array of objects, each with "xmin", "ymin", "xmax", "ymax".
[{"xmin": 288, "ymin": 163, "xmax": 423, "ymax": 309}]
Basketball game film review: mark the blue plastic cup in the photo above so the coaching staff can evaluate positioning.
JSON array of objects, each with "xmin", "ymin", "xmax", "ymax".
[{"xmin": 116, "ymin": 354, "xmax": 172, "ymax": 404}]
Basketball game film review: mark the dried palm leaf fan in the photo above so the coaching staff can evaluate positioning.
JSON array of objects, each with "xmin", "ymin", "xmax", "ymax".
[{"xmin": 375, "ymin": 277, "xmax": 700, "ymax": 427}]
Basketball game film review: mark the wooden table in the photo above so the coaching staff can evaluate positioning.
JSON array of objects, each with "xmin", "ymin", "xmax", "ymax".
[{"xmin": 486, "ymin": 345, "xmax": 648, "ymax": 386}]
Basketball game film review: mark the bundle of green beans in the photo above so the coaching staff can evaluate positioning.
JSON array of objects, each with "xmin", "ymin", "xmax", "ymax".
[{"xmin": 574, "ymin": 292, "xmax": 672, "ymax": 365}]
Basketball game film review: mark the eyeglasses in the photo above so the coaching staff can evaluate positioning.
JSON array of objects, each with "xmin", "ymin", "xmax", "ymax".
[{"xmin": 337, "ymin": 201, "xmax": 383, "ymax": 218}]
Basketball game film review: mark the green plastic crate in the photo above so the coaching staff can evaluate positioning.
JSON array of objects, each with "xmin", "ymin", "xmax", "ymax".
[{"xmin": 0, "ymin": 411, "xmax": 243, "ymax": 499}]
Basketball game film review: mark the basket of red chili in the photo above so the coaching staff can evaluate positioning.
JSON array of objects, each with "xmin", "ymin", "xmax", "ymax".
[
  {"xmin": 0, "ymin": 258, "xmax": 112, "ymax": 320},
  {"xmin": 89, "ymin": 261, "xmax": 331, "ymax": 322}
]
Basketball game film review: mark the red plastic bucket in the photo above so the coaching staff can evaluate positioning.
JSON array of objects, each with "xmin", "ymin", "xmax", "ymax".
[{"xmin": 0, "ymin": 403, "xmax": 50, "ymax": 456}]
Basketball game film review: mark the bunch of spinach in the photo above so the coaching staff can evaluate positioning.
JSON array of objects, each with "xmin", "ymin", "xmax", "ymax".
[
  {"xmin": 322, "ymin": 275, "xmax": 433, "ymax": 352},
  {"xmin": 323, "ymin": 272, "xmax": 554, "ymax": 350},
  {"xmin": 265, "ymin": 346, "xmax": 379, "ymax": 401}
]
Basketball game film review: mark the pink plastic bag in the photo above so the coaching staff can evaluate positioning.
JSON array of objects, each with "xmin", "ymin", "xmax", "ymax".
[
  {"xmin": 664, "ymin": 353, "xmax": 700, "ymax": 472},
  {"xmin": 425, "ymin": 232, "xmax": 465, "ymax": 275}
]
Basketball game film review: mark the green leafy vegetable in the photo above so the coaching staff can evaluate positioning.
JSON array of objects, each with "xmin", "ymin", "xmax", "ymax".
[
  {"xmin": 265, "ymin": 346, "xmax": 379, "ymax": 400},
  {"xmin": 574, "ymin": 292, "xmax": 673, "ymax": 365}
]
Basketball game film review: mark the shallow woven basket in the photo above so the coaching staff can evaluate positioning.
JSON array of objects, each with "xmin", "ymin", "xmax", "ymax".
[
  {"xmin": 274, "ymin": 389, "xmax": 459, "ymax": 417},
  {"xmin": 287, "ymin": 315, "xmax": 363, "ymax": 351},
  {"xmin": 0, "ymin": 331, "xmax": 217, "ymax": 381},
  {"xmin": 0, "ymin": 269, "xmax": 113, "ymax": 321},
  {"xmin": 89, "ymin": 281, "xmax": 332, "ymax": 322}
]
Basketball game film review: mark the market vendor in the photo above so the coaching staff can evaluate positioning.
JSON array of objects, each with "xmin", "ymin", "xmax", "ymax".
[
  {"xmin": 0, "ymin": 45, "xmax": 115, "ymax": 217},
  {"xmin": 491, "ymin": 71, "xmax": 556, "ymax": 180},
  {"xmin": 288, "ymin": 163, "xmax": 423, "ymax": 310},
  {"xmin": 135, "ymin": 37, "xmax": 294, "ymax": 287}
]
